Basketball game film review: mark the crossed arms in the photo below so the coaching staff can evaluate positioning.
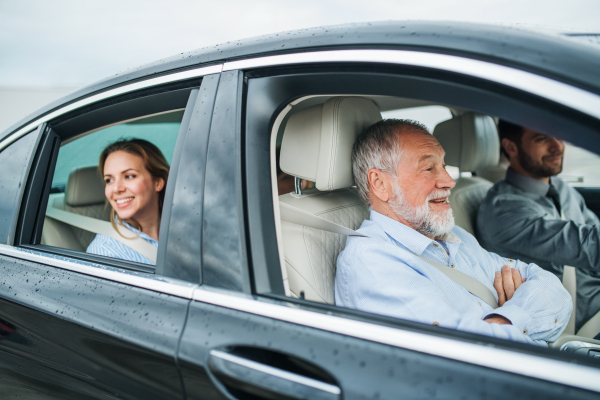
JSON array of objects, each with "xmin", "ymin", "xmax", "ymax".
[{"xmin": 335, "ymin": 228, "xmax": 573, "ymax": 346}]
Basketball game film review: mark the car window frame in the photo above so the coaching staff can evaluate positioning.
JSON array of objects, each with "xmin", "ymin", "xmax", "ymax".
[
  {"xmin": 11, "ymin": 78, "xmax": 208, "ymax": 277},
  {"xmin": 239, "ymin": 54, "xmax": 600, "ymax": 390}
]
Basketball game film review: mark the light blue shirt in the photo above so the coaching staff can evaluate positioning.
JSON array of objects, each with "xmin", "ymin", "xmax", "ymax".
[
  {"xmin": 86, "ymin": 220, "xmax": 157, "ymax": 265},
  {"xmin": 335, "ymin": 210, "xmax": 572, "ymax": 346}
]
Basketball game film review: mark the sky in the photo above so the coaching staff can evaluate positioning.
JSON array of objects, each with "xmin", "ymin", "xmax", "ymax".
[{"xmin": 1, "ymin": 0, "xmax": 600, "ymax": 88}]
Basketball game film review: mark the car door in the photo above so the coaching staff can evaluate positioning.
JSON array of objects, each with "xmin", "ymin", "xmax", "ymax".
[
  {"xmin": 0, "ymin": 69, "xmax": 217, "ymax": 399},
  {"xmin": 176, "ymin": 54, "xmax": 600, "ymax": 399}
]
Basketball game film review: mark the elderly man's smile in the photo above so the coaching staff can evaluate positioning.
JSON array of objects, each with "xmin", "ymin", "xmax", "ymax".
[{"xmin": 429, "ymin": 197, "xmax": 449, "ymax": 204}]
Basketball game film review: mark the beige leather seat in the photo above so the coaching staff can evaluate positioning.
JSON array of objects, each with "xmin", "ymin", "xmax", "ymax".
[
  {"xmin": 433, "ymin": 113, "xmax": 499, "ymax": 235},
  {"xmin": 278, "ymin": 97, "xmax": 381, "ymax": 304},
  {"xmin": 42, "ymin": 166, "xmax": 110, "ymax": 251},
  {"xmin": 478, "ymin": 153, "xmax": 510, "ymax": 184}
]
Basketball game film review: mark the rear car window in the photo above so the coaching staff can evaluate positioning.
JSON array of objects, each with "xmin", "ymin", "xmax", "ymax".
[{"xmin": 52, "ymin": 110, "xmax": 183, "ymax": 190}]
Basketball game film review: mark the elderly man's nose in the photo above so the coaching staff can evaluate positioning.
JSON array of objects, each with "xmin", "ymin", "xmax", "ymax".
[{"xmin": 438, "ymin": 168, "xmax": 456, "ymax": 189}]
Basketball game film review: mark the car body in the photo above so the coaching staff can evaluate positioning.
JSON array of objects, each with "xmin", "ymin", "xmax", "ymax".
[{"xmin": 0, "ymin": 21, "xmax": 600, "ymax": 399}]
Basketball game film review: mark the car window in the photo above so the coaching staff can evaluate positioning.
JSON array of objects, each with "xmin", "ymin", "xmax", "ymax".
[
  {"xmin": 40, "ymin": 110, "xmax": 183, "ymax": 269},
  {"xmin": 561, "ymin": 142, "xmax": 600, "ymax": 187},
  {"xmin": 244, "ymin": 69, "xmax": 598, "ymax": 354}
]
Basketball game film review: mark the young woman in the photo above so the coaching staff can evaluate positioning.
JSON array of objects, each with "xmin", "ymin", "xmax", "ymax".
[{"xmin": 87, "ymin": 139, "xmax": 169, "ymax": 265}]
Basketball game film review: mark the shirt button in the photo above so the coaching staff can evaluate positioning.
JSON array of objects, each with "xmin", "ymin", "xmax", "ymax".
[
  {"xmin": 433, "ymin": 322, "xmax": 439, "ymax": 326},
  {"xmin": 451, "ymin": 264, "xmax": 455, "ymax": 268},
  {"xmin": 508, "ymin": 259, "xmax": 514, "ymax": 263},
  {"xmin": 523, "ymin": 329, "xmax": 528, "ymax": 335},
  {"xmin": 555, "ymin": 319, "xmax": 558, "ymax": 324},
  {"xmin": 478, "ymin": 302, "xmax": 481, "ymax": 306},
  {"xmin": 433, "ymin": 243, "xmax": 439, "ymax": 247}
]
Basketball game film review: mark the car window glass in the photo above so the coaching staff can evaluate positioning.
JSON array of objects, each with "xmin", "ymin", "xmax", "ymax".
[
  {"xmin": 0, "ymin": 132, "xmax": 37, "ymax": 244},
  {"xmin": 41, "ymin": 110, "xmax": 183, "ymax": 267},
  {"xmin": 561, "ymin": 142, "xmax": 600, "ymax": 186}
]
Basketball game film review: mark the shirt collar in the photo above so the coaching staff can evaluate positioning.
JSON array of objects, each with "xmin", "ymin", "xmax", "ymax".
[
  {"xmin": 117, "ymin": 218, "xmax": 157, "ymax": 243},
  {"xmin": 505, "ymin": 167, "xmax": 557, "ymax": 196},
  {"xmin": 370, "ymin": 210, "xmax": 460, "ymax": 256}
]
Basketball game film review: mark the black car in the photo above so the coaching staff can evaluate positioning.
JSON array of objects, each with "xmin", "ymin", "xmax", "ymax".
[{"xmin": 1, "ymin": 21, "xmax": 600, "ymax": 400}]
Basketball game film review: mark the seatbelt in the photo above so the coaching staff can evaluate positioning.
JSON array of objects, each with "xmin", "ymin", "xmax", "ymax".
[
  {"xmin": 45, "ymin": 206, "xmax": 157, "ymax": 263},
  {"xmin": 557, "ymin": 209, "xmax": 578, "ymax": 336},
  {"xmin": 562, "ymin": 266, "xmax": 577, "ymax": 335},
  {"xmin": 280, "ymin": 202, "xmax": 499, "ymax": 309}
]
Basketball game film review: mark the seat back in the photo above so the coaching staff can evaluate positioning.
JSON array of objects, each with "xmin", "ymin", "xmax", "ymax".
[
  {"xmin": 433, "ymin": 113, "xmax": 499, "ymax": 235},
  {"xmin": 279, "ymin": 97, "xmax": 381, "ymax": 304},
  {"xmin": 42, "ymin": 165, "xmax": 110, "ymax": 251}
]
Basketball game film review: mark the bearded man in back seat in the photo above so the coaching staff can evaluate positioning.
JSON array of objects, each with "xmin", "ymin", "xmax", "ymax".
[{"xmin": 335, "ymin": 119, "xmax": 571, "ymax": 346}]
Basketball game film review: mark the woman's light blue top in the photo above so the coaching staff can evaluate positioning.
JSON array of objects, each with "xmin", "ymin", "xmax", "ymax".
[{"xmin": 86, "ymin": 219, "xmax": 157, "ymax": 265}]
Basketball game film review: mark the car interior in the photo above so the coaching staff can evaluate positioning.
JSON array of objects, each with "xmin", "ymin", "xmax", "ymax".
[{"xmin": 270, "ymin": 94, "xmax": 600, "ymax": 349}]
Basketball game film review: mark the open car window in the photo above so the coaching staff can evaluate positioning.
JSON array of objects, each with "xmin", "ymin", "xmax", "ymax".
[
  {"xmin": 41, "ymin": 110, "xmax": 183, "ymax": 269},
  {"xmin": 241, "ymin": 63, "xmax": 600, "ymax": 362},
  {"xmin": 11, "ymin": 82, "xmax": 202, "ymax": 276}
]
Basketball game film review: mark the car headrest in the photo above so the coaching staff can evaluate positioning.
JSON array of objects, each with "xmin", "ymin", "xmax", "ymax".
[
  {"xmin": 433, "ymin": 113, "xmax": 499, "ymax": 172},
  {"xmin": 65, "ymin": 165, "xmax": 106, "ymax": 207},
  {"xmin": 280, "ymin": 97, "xmax": 382, "ymax": 191}
]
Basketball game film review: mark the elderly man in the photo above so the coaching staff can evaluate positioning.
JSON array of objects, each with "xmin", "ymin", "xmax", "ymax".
[
  {"xmin": 477, "ymin": 121, "xmax": 600, "ymax": 336},
  {"xmin": 335, "ymin": 119, "xmax": 571, "ymax": 346}
]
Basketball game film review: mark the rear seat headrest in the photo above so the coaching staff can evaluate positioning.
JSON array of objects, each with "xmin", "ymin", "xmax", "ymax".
[
  {"xmin": 280, "ymin": 97, "xmax": 382, "ymax": 191},
  {"xmin": 433, "ymin": 113, "xmax": 499, "ymax": 172},
  {"xmin": 65, "ymin": 165, "xmax": 106, "ymax": 207}
]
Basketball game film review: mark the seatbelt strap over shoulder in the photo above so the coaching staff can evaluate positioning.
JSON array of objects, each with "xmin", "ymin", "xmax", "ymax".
[
  {"xmin": 279, "ymin": 202, "xmax": 498, "ymax": 309},
  {"xmin": 45, "ymin": 206, "xmax": 158, "ymax": 263}
]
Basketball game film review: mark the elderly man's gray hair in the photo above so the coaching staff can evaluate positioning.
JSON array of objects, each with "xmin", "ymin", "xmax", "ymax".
[{"xmin": 352, "ymin": 119, "xmax": 431, "ymax": 204}]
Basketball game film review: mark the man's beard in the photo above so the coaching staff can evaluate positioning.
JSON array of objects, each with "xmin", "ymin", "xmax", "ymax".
[
  {"xmin": 518, "ymin": 146, "xmax": 563, "ymax": 178},
  {"xmin": 388, "ymin": 183, "xmax": 455, "ymax": 238}
]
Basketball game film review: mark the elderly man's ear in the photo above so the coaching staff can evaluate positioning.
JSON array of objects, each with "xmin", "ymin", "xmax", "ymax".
[{"xmin": 367, "ymin": 168, "xmax": 393, "ymax": 202}]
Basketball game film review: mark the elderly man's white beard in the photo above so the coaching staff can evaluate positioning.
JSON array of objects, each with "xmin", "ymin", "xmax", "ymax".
[{"xmin": 388, "ymin": 183, "xmax": 455, "ymax": 238}]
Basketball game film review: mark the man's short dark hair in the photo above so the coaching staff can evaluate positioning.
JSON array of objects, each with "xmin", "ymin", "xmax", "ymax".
[{"xmin": 498, "ymin": 120, "xmax": 525, "ymax": 158}]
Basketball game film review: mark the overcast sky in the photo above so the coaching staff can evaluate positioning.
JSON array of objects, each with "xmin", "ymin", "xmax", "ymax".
[{"xmin": 1, "ymin": 0, "xmax": 599, "ymax": 89}]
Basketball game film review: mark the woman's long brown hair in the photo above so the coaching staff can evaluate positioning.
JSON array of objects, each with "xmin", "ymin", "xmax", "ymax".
[{"xmin": 99, "ymin": 138, "xmax": 170, "ymax": 238}]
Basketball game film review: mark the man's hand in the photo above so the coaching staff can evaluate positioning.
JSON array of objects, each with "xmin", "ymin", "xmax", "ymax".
[{"xmin": 493, "ymin": 265, "xmax": 526, "ymax": 307}]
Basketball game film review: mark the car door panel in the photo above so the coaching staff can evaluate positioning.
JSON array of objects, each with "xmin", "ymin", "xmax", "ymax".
[
  {"xmin": 0, "ymin": 250, "xmax": 189, "ymax": 399},
  {"xmin": 178, "ymin": 295, "xmax": 600, "ymax": 400}
]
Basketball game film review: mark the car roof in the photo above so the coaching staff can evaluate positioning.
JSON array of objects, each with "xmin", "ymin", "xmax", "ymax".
[{"xmin": 3, "ymin": 20, "xmax": 600, "ymax": 141}]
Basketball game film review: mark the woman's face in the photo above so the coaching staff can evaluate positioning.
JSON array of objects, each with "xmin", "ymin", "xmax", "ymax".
[{"xmin": 103, "ymin": 150, "xmax": 164, "ymax": 222}]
